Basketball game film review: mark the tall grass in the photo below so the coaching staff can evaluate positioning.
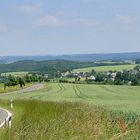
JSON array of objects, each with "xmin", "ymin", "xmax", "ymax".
[{"xmin": 0, "ymin": 100, "xmax": 140, "ymax": 140}]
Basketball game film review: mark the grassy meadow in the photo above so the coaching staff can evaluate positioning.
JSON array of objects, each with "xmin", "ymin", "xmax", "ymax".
[{"xmin": 73, "ymin": 64, "xmax": 136, "ymax": 72}]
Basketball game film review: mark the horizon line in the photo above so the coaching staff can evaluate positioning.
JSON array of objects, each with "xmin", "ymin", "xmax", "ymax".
[{"xmin": 0, "ymin": 51, "xmax": 140, "ymax": 57}]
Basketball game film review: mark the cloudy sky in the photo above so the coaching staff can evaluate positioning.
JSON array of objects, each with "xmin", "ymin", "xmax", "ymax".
[{"xmin": 0, "ymin": 0, "xmax": 140, "ymax": 56}]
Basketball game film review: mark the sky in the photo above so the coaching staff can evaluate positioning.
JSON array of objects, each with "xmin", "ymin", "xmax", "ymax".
[{"xmin": 0, "ymin": 0, "xmax": 140, "ymax": 56}]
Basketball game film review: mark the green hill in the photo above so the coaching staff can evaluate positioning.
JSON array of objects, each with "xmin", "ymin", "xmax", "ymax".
[{"xmin": 0, "ymin": 60, "xmax": 95, "ymax": 73}]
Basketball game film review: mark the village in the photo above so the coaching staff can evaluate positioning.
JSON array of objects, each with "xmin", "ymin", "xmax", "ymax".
[{"xmin": 60, "ymin": 65, "xmax": 140, "ymax": 85}]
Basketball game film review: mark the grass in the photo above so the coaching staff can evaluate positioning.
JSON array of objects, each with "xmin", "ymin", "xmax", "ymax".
[
  {"xmin": 0, "ymin": 82, "xmax": 140, "ymax": 139},
  {"xmin": 0, "ymin": 83, "xmax": 33, "ymax": 94},
  {"xmin": 1, "ymin": 83, "xmax": 140, "ymax": 114},
  {"xmin": 0, "ymin": 100, "xmax": 140, "ymax": 140},
  {"xmin": 1, "ymin": 72, "xmax": 29, "ymax": 77},
  {"xmin": 73, "ymin": 64, "xmax": 137, "ymax": 72}
]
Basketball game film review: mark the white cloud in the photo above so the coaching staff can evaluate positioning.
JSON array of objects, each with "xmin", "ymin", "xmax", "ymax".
[
  {"xmin": 36, "ymin": 14, "xmax": 99, "ymax": 28},
  {"xmin": 65, "ymin": 19, "xmax": 99, "ymax": 27},
  {"xmin": 36, "ymin": 16, "xmax": 64, "ymax": 27},
  {"xmin": 17, "ymin": 5, "xmax": 42, "ymax": 14},
  {"xmin": 116, "ymin": 14, "xmax": 132, "ymax": 24},
  {"xmin": 0, "ymin": 25, "xmax": 8, "ymax": 33}
]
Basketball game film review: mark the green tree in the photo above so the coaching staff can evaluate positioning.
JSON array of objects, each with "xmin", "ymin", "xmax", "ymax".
[{"xmin": 18, "ymin": 77, "xmax": 25, "ymax": 88}]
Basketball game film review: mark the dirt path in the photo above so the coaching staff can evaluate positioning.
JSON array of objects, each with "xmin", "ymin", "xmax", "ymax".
[{"xmin": 0, "ymin": 83, "xmax": 45, "ymax": 97}]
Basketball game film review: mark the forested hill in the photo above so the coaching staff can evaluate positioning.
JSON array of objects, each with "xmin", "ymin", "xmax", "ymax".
[
  {"xmin": 0, "ymin": 52, "xmax": 140, "ymax": 63},
  {"xmin": 0, "ymin": 60, "xmax": 130, "ymax": 73},
  {"xmin": 0, "ymin": 60, "xmax": 96, "ymax": 73}
]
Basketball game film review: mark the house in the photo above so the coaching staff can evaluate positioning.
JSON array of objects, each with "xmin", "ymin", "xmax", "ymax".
[
  {"xmin": 111, "ymin": 72, "xmax": 117, "ymax": 78},
  {"xmin": 88, "ymin": 76, "xmax": 96, "ymax": 81}
]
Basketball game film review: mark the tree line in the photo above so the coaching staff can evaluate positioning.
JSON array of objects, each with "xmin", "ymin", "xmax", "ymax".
[{"xmin": 2, "ymin": 73, "xmax": 46, "ymax": 90}]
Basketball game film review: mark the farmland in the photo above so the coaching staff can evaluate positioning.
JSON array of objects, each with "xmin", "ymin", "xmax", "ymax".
[
  {"xmin": 73, "ymin": 64, "xmax": 137, "ymax": 72},
  {"xmin": 1, "ymin": 83, "xmax": 140, "ymax": 114},
  {"xmin": 0, "ymin": 83, "xmax": 140, "ymax": 139}
]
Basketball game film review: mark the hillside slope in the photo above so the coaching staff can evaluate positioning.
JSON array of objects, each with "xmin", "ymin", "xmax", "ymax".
[{"xmin": 0, "ymin": 60, "xmax": 95, "ymax": 73}]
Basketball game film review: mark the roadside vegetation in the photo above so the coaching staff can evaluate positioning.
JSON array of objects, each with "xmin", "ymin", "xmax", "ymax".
[{"xmin": 0, "ymin": 100, "xmax": 140, "ymax": 140}]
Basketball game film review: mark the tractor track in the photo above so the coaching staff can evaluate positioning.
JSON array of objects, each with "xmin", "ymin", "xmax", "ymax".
[
  {"xmin": 73, "ymin": 84, "xmax": 85, "ymax": 99},
  {"xmin": 30, "ymin": 84, "xmax": 52, "ymax": 99},
  {"xmin": 76, "ymin": 85, "xmax": 91, "ymax": 99},
  {"xmin": 73, "ymin": 84, "xmax": 92, "ymax": 100},
  {"xmin": 57, "ymin": 83, "xmax": 66, "ymax": 93}
]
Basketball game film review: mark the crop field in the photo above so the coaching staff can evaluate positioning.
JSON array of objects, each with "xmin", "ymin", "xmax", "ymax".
[
  {"xmin": 1, "ymin": 72, "xmax": 28, "ymax": 77},
  {"xmin": 73, "ymin": 64, "xmax": 137, "ymax": 72},
  {"xmin": 0, "ymin": 83, "xmax": 140, "ymax": 139},
  {"xmin": 1, "ymin": 83, "xmax": 140, "ymax": 114}
]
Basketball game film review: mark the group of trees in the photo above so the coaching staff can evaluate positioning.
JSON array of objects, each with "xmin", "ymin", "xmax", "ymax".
[
  {"xmin": 3, "ymin": 73, "xmax": 46, "ymax": 89},
  {"xmin": 4, "ymin": 75, "xmax": 25, "ymax": 89}
]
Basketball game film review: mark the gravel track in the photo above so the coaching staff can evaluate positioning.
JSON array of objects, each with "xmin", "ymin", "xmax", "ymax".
[{"xmin": 0, "ymin": 83, "xmax": 45, "ymax": 97}]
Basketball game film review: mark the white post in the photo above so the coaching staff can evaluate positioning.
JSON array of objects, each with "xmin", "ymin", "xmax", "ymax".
[
  {"xmin": 10, "ymin": 99, "xmax": 13, "ymax": 109},
  {"xmin": 8, "ymin": 116, "xmax": 12, "ymax": 128}
]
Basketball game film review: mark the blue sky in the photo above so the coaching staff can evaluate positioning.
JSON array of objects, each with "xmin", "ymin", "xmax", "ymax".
[{"xmin": 0, "ymin": 0, "xmax": 140, "ymax": 56}]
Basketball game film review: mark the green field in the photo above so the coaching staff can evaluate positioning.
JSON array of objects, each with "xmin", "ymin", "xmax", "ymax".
[
  {"xmin": 1, "ymin": 72, "xmax": 28, "ymax": 77},
  {"xmin": 0, "ymin": 83, "xmax": 140, "ymax": 139},
  {"xmin": 1, "ymin": 83, "xmax": 140, "ymax": 114},
  {"xmin": 73, "ymin": 64, "xmax": 137, "ymax": 72},
  {"xmin": 0, "ymin": 81, "xmax": 140, "ymax": 140}
]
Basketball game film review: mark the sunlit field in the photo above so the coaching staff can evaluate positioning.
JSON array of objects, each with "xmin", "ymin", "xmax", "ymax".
[
  {"xmin": 0, "ymin": 83, "xmax": 140, "ymax": 139},
  {"xmin": 1, "ymin": 83, "xmax": 140, "ymax": 114},
  {"xmin": 73, "ymin": 64, "xmax": 137, "ymax": 72}
]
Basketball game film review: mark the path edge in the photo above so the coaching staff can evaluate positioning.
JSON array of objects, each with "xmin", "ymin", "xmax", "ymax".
[{"xmin": 0, "ymin": 108, "xmax": 12, "ymax": 128}]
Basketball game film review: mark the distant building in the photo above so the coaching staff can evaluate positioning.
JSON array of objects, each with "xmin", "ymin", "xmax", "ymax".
[
  {"xmin": 88, "ymin": 76, "xmax": 96, "ymax": 81},
  {"xmin": 44, "ymin": 74, "xmax": 48, "ymax": 78},
  {"xmin": 111, "ymin": 73, "xmax": 117, "ymax": 78}
]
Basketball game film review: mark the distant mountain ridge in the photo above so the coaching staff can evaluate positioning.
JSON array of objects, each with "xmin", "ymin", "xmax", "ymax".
[{"xmin": 0, "ymin": 52, "xmax": 140, "ymax": 64}]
